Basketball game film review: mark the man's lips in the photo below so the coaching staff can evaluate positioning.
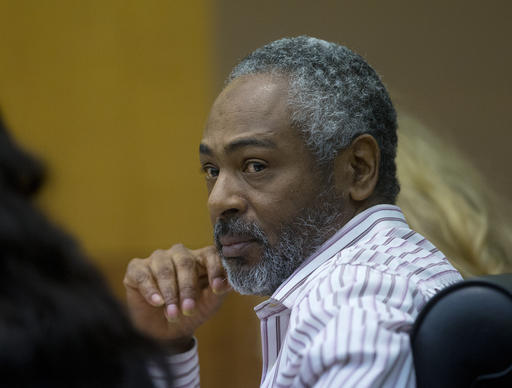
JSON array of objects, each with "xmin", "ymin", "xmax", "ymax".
[{"xmin": 219, "ymin": 236, "xmax": 258, "ymax": 258}]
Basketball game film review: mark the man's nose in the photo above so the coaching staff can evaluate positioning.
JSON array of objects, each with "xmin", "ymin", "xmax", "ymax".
[{"xmin": 207, "ymin": 172, "xmax": 247, "ymax": 221}]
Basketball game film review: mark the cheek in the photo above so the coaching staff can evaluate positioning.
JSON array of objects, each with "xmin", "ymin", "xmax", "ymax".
[{"xmin": 251, "ymin": 179, "xmax": 320, "ymax": 242}]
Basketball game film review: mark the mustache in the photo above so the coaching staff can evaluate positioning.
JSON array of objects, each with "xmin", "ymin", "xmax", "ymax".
[{"xmin": 213, "ymin": 218, "xmax": 268, "ymax": 249}]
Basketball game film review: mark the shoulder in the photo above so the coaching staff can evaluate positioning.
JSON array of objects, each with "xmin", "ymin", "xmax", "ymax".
[
  {"xmin": 281, "ymin": 227, "xmax": 461, "ymax": 387},
  {"xmin": 298, "ymin": 226, "xmax": 461, "ymax": 312},
  {"xmin": 287, "ymin": 226, "xmax": 462, "ymax": 348}
]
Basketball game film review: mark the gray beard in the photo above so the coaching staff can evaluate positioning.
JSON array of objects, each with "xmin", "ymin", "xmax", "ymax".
[{"xmin": 213, "ymin": 185, "xmax": 341, "ymax": 296}]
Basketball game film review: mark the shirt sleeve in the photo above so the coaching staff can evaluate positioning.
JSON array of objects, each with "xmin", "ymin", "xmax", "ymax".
[
  {"xmin": 285, "ymin": 265, "xmax": 417, "ymax": 388},
  {"xmin": 150, "ymin": 337, "xmax": 200, "ymax": 388}
]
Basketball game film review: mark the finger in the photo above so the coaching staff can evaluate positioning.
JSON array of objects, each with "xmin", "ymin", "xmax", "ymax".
[
  {"xmin": 148, "ymin": 250, "xmax": 180, "ymax": 321},
  {"xmin": 171, "ymin": 246, "xmax": 200, "ymax": 317},
  {"xmin": 198, "ymin": 246, "xmax": 230, "ymax": 295},
  {"xmin": 124, "ymin": 258, "xmax": 164, "ymax": 307},
  {"xmin": 175, "ymin": 258, "xmax": 199, "ymax": 316}
]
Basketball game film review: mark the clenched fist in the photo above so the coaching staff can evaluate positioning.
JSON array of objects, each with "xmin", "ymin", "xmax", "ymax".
[{"xmin": 123, "ymin": 244, "xmax": 231, "ymax": 348}]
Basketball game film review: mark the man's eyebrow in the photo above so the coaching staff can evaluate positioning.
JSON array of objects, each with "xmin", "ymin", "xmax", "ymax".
[
  {"xmin": 199, "ymin": 143, "xmax": 212, "ymax": 155},
  {"xmin": 225, "ymin": 138, "xmax": 277, "ymax": 153},
  {"xmin": 199, "ymin": 138, "xmax": 277, "ymax": 156}
]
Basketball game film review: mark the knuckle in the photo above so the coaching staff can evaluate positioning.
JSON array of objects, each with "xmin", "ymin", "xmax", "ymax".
[
  {"xmin": 126, "ymin": 259, "xmax": 152, "ymax": 285},
  {"xmin": 179, "ymin": 285, "xmax": 197, "ymax": 298},
  {"xmin": 133, "ymin": 269, "xmax": 150, "ymax": 284},
  {"xmin": 155, "ymin": 265, "xmax": 174, "ymax": 278},
  {"xmin": 150, "ymin": 248, "xmax": 167, "ymax": 260},
  {"xmin": 122, "ymin": 275, "xmax": 131, "ymax": 287},
  {"xmin": 196, "ymin": 245, "xmax": 218, "ymax": 259},
  {"xmin": 175, "ymin": 258, "xmax": 195, "ymax": 271},
  {"xmin": 126, "ymin": 258, "xmax": 143, "ymax": 272},
  {"xmin": 169, "ymin": 243, "xmax": 185, "ymax": 253}
]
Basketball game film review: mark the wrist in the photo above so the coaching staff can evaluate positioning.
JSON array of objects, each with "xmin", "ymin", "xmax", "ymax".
[{"xmin": 162, "ymin": 336, "xmax": 195, "ymax": 354}]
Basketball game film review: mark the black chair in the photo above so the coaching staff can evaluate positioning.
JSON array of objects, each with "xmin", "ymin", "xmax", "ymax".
[{"xmin": 411, "ymin": 273, "xmax": 512, "ymax": 388}]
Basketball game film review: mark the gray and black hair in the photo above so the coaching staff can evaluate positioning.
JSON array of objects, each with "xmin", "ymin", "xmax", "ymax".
[{"xmin": 228, "ymin": 36, "xmax": 399, "ymax": 203}]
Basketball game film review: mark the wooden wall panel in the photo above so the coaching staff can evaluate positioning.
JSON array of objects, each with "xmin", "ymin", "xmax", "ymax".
[{"xmin": 0, "ymin": 0, "xmax": 214, "ymax": 258}]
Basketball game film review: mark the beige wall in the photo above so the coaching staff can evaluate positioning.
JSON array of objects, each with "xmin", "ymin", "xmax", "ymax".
[{"xmin": 213, "ymin": 0, "xmax": 512, "ymax": 199}]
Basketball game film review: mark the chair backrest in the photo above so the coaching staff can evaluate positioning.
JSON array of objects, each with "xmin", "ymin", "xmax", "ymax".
[{"xmin": 410, "ymin": 273, "xmax": 512, "ymax": 388}]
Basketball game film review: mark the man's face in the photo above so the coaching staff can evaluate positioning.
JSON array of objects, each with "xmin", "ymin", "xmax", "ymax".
[{"xmin": 199, "ymin": 74, "xmax": 341, "ymax": 295}]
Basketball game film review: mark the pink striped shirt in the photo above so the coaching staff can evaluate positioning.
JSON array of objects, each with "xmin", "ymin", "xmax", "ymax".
[{"xmin": 165, "ymin": 205, "xmax": 462, "ymax": 387}]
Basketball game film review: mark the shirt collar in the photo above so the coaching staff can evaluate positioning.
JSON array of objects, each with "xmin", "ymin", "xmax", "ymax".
[{"xmin": 261, "ymin": 204, "xmax": 408, "ymax": 310}]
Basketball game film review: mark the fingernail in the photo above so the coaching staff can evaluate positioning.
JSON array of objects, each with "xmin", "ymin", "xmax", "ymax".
[
  {"xmin": 212, "ymin": 277, "xmax": 225, "ymax": 294},
  {"xmin": 182, "ymin": 298, "xmax": 196, "ymax": 316},
  {"xmin": 151, "ymin": 293, "xmax": 164, "ymax": 305},
  {"xmin": 166, "ymin": 304, "xmax": 179, "ymax": 321}
]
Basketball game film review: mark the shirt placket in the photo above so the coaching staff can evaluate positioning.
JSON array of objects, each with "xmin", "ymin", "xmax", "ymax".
[{"xmin": 256, "ymin": 301, "xmax": 291, "ymax": 384}]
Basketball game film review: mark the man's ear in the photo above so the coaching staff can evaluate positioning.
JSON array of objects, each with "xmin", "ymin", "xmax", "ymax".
[{"xmin": 333, "ymin": 134, "xmax": 380, "ymax": 202}]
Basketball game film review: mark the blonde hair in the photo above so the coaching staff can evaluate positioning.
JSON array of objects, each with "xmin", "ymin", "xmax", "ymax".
[{"xmin": 396, "ymin": 114, "xmax": 512, "ymax": 278}]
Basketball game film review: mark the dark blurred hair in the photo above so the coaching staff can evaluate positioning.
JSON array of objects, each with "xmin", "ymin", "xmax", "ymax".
[
  {"xmin": 0, "ymin": 114, "xmax": 45, "ymax": 197},
  {"xmin": 0, "ymin": 115, "xmax": 172, "ymax": 387}
]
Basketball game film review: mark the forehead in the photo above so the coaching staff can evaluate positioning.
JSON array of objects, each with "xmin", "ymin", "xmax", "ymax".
[{"xmin": 201, "ymin": 74, "xmax": 294, "ymax": 148}]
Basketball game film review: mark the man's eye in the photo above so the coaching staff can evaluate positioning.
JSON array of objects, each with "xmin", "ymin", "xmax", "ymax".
[
  {"xmin": 203, "ymin": 165, "xmax": 219, "ymax": 178},
  {"xmin": 244, "ymin": 161, "xmax": 266, "ymax": 173}
]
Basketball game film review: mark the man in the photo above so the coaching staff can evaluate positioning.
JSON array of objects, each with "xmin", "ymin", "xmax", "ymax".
[{"xmin": 124, "ymin": 36, "xmax": 462, "ymax": 387}]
